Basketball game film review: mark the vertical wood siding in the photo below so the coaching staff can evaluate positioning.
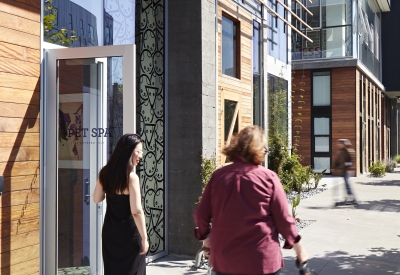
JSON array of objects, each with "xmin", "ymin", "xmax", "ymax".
[
  {"xmin": 217, "ymin": 0, "xmax": 253, "ymax": 165},
  {"xmin": 293, "ymin": 67, "xmax": 387, "ymax": 176},
  {"xmin": 0, "ymin": 0, "xmax": 40, "ymax": 274}
]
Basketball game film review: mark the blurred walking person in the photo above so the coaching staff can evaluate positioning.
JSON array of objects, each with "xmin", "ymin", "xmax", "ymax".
[
  {"xmin": 193, "ymin": 125, "xmax": 309, "ymax": 275},
  {"xmin": 333, "ymin": 138, "xmax": 358, "ymax": 206}
]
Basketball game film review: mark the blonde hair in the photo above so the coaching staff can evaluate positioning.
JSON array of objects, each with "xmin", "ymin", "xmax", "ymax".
[{"xmin": 222, "ymin": 125, "xmax": 267, "ymax": 165}]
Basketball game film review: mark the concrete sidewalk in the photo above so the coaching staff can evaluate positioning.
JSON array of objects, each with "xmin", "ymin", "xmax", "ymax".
[{"xmin": 147, "ymin": 169, "xmax": 400, "ymax": 274}]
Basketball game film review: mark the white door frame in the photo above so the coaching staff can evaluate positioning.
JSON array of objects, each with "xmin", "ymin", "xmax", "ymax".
[{"xmin": 40, "ymin": 44, "xmax": 135, "ymax": 274}]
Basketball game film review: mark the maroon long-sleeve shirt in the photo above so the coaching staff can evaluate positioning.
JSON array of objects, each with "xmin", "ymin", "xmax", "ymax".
[{"xmin": 194, "ymin": 161, "xmax": 300, "ymax": 274}]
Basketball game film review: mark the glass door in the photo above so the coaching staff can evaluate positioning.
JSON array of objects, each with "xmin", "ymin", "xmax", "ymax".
[{"xmin": 41, "ymin": 45, "xmax": 135, "ymax": 274}]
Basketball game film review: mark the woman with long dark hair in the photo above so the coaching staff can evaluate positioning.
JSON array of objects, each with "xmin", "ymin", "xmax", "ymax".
[{"xmin": 93, "ymin": 133, "xmax": 148, "ymax": 274}]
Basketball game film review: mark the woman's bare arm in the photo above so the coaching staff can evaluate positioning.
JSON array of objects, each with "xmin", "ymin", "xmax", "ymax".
[
  {"xmin": 93, "ymin": 178, "xmax": 105, "ymax": 203},
  {"xmin": 128, "ymin": 172, "xmax": 149, "ymax": 254}
]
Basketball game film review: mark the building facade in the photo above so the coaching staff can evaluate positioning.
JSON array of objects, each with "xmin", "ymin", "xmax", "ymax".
[
  {"xmin": 0, "ymin": 0, "xmax": 290, "ymax": 273},
  {"xmin": 382, "ymin": 0, "xmax": 400, "ymax": 157},
  {"xmin": 290, "ymin": 0, "xmax": 391, "ymax": 175}
]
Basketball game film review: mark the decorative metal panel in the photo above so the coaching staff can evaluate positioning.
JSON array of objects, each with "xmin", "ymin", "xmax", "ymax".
[{"xmin": 135, "ymin": 0, "xmax": 165, "ymax": 256}]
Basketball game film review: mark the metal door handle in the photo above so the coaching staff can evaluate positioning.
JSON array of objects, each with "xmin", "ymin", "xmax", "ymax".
[{"xmin": 84, "ymin": 178, "xmax": 90, "ymax": 205}]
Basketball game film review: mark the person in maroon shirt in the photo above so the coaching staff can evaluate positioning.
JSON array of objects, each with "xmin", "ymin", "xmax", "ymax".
[{"xmin": 194, "ymin": 125, "xmax": 308, "ymax": 275}]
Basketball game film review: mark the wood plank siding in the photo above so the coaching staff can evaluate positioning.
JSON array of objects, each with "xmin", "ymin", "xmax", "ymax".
[
  {"xmin": 292, "ymin": 67, "xmax": 389, "ymax": 176},
  {"xmin": 0, "ymin": 0, "xmax": 40, "ymax": 274},
  {"xmin": 218, "ymin": 0, "xmax": 253, "ymax": 165},
  {"xmin": 331, "ymin": 67, "xmax": 357, "ymax": 172}
]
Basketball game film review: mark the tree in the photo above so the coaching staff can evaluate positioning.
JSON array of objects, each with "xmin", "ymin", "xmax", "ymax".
[{"xmin": 43, "ymin": 0, "xmax": 77, "ymax": 46}]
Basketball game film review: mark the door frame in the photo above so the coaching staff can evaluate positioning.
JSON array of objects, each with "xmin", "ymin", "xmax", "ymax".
[{"xmin": 40, "ymin": 44, "xmax": 135, "ymax": 274}]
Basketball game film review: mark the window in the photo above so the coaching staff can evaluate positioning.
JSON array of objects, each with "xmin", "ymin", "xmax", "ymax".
[
  {"xmin": 311, "ymin": 71, "xmax": 331, "ymax": 173},
  {"xmin": 222, "ymin": 15, "xmax": 239, "ymax": 78},
  {"xmin": 80, "ymin": 19, "xmax": 84, "ymax": 35},
  {"xmin": 292, "ymin": 0, "xmax": 353, "ymax": 61},
  {"xmin": 314, "ymin": 118, "xmax": 330, "ymax": 152},
  {"xmin": 224, "ymin": 100, "xmax": 239, "ymax": 142},
  {"xmin": 267, "ymin": 0, "xmax": 288, "ymax": 63},
  {"xmin": 268, "ymin": 74, "xmax": 288, "ymax": 140},
  {"xmin": 88, "ymin": 24, "xmax": 94, "ymax": 40},
  {"xmin": 313, "ymin": 72, "xmax": 331, "ymax": 106},
  {"xmin": 105, "ymin": 26, "xmax": 111, "ymax": 45},
  {"xmin": 68, "ymin": 14, "xmax": 73, "ymax": 30},
  {"xmin": 54, "ymin": 8, "xmax": 59, "ymax": 26},
  {"xmin": 253, "ymin": 21, "xmax": 262, "ymax": 126},
  {"xmin": 221, "ymin": 91, "xmax": 241, "ymax": 163},
  {"xmin": 305, "ymin": 0, "xmax": 321, "ymax": 28}
]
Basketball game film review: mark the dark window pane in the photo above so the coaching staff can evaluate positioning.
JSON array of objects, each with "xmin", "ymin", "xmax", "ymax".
[
  {"xmin": 253, "ymin": 75, "xmax": 261, "ymax": 126},
  {"xmin": 55, "ymin": 8, "xmax": 58, "ymax": 26},
  {"xmin": 224, "ymin": 99, "xmax": 238, "ymax": 141},
  {"xmin": 88, "ymin": 24, "xmax": 94, "ymax": 40},
  {"xmin": 306, "ymin": 0, "xmax": 321, "ymax": 28},
  {"xmin": 253, "ymin": 21, "xmax": 260, "ymax": 74},
  {"xmin": 68, "ymin": 14, "xmax": 73, "ymax": 30},
  {"xmin": 105, "ymin": 26, "xmax": 110, "ymax": 45},
  {"xmin": 222, "ymin": 16, "xmax": 237, "ymax": 77},
  {"xmin": 268, "ymin": 74, "xmax": 288, "ymax": 140},
  {"xmin": 80, "ymin": 19, "xmax": 84, "ymax": 35}
]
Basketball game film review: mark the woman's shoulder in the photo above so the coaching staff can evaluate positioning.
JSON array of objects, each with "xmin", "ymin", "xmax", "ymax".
[{"xmin": 129, "ymin": 172, "xmax": 139, "ymax": 181}]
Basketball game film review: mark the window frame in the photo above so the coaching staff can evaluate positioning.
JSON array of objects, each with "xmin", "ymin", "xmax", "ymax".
[
  {"xmin": 68, "ymin": 14, "xmax": 73, "ymax": 30},
  {"xmin": 88, "ymin": 24, "xmax": 94, "ymax": 40},
  {"xmin": 221, "ymin": 89, "xmax": 242, "ymax": 164},
  {"xmin": 80, "ymin": 19, "xmax": 84, "ymax": 35},
  {"xmin": 221, "ymin": 12, "xmax": 241, "ymax": 79},
  {"xmin": 253, "ymin": 20, "xmax": 263, "ymax": 126},
  {"xmin": 311, "ymin": 70, "xmax": 332, "ymax": 173}
]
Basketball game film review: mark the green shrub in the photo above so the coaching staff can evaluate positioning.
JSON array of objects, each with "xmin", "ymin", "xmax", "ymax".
[
  {"xmin": 368, "ymin": 161, "xmax": 386, "ymax": 176},
  {"xmin": 394, "ymin": 155, "xmax": 400, "ymax": 164},
  {"xmin": 196, "ymin": 153, "xmax": 217, "ymax": 204}
]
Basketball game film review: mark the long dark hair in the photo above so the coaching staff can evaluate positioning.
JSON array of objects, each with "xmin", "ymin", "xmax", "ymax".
[{"xmin": 99, "ymin": 133, "xmax": 142, "ymax": 196}]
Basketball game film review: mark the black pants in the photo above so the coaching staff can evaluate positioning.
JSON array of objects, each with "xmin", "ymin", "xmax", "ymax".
[{"xmin": 215, "ymin": 269, "xmax": 281, "ymax": 275}]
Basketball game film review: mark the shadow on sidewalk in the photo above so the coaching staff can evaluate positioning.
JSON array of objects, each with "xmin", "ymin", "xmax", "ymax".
[
  {"xmin": 281, "ymin": 247, "xmax": 400, "ymax": 275},
  {"xmin": 355, "ymin": 199, "xmax": 400, "ymax": 213},
  {"xmin": 355, "ymin": 179, "xmax": 400, "ymax": 187},
  {"xmin": 147, "ymin": 255, "xmax": 208, "ymax": 275},
  {"xmin": 305, "ymin": 199, "xmax": 400, "ymax": 213}
]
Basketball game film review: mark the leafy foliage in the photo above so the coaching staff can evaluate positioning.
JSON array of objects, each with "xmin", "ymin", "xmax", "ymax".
[
  {"xmin": 394, "ymin": 155, "xmax": 400, "ymax": 164},
  {"xmin": 268, "ymin": 70, "xmax": 326, "ymax": 218},
  {"xmin": 43, "ymin": 0, "xmax": 77, "ymax": 46},
  {"xmin": 291, "ymin": 194, "xmax": 300, "ymax": 219},
  {"xmin": 196, "ymin": 153, "xmax": 218, "ymax": 204},
  {"xmin": 368, "ymin": 161, "xmax": 386, "ymax": 176}
]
